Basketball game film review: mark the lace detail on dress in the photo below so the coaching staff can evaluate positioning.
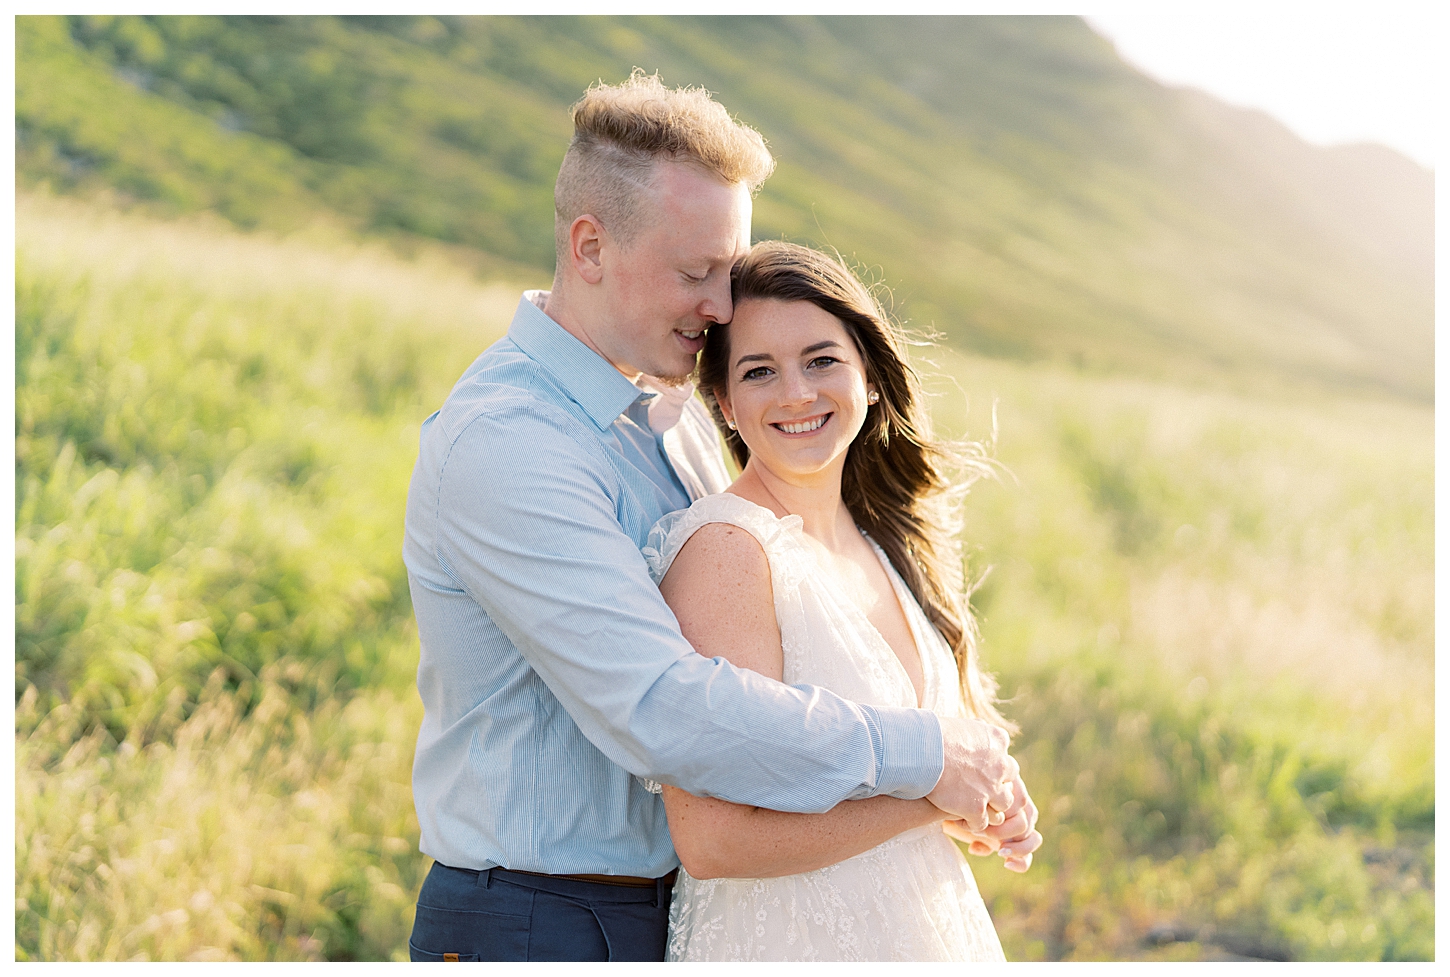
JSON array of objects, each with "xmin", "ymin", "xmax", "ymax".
[
  {"xmin": 665, "ymin": 826, "xmax": 1003, "ymax": 961},
  {"xmin": 645, "ymin": 494, "xmax": 1004, "ymax": 961}
]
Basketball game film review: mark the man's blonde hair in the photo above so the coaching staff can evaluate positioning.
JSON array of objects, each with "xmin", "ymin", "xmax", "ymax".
[{"xmin": 553, "ymin": 70, "xmax": 775, "ymax": 263}]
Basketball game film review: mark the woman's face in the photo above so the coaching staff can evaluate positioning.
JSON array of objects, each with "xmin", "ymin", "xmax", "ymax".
[{"xmin": 717, "ymin": 298, "xmax": 875, "ymax": 483}]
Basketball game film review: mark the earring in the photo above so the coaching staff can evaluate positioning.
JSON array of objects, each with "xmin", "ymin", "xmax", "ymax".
[
  {"xmin": 726, "ymin": 419, "xmax": 737, "ymax": 430},
  {"xmin": 867, "ymin": 390, "xmax": 880, "ymax": 405}
]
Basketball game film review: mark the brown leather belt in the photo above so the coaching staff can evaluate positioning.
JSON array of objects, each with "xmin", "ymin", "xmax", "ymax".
[{"xmin": 503, "ymin": 868, "xmax": 678, "ymax": 889}]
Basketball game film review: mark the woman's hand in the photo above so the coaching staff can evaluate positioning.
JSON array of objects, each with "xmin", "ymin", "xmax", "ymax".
[{"xmin": 941, "ymin": 769, "xmax": 1041, "ymax": 873}]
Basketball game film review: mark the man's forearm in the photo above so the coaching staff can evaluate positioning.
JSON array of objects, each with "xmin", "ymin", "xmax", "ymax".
[{"xmin": 620, "ymin": 656, "xmax": 945, "ymax": 811}]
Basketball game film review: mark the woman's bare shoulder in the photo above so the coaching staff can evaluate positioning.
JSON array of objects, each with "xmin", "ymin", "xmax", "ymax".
[
  {"xmin": 659, "ymin": 519, "xmax": 782, "ymax": 680},
  {"xmin": 669, "ymin": 519, "xmax": 770, "ymax": 575}
]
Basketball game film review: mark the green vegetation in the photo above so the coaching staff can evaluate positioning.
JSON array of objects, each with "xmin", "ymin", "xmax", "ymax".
[
  {"xmin": 16, "ymin": 193, "xmax": 519, "ymax": 961},
  {"xmin": 922, "ymin": 351, "xmax": 1433, "ymax": 960},
  {"xmin": 14, "ymin": 11, "xmax": 1433, "ymax": 963},
  {"xmin": 15, "ymin": 194, "xmax": 1432, "ymax": 960},
  {"xmin": 19, "ymin": 15, "xmax": 1432, "ymax": 398}
]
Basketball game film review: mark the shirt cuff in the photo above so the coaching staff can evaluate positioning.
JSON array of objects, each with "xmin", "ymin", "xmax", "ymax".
[{"xmin": 862, "ymin": 704, "xmax": 945, "ymax": 800}]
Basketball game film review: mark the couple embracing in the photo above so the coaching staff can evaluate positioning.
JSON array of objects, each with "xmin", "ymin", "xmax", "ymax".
[{"xmin": 402, "ymin": 72, "xmax": 1042, "ymax": 962}]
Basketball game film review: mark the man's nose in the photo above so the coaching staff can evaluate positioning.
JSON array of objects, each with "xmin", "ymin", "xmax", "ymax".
[{"xmin": 699, "ymin": 277, "xmax": 733, "ymax": 324}]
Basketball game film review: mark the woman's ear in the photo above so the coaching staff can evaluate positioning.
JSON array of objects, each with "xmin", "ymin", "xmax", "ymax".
[{"xmin": 716, "ymin": 389, "xmax": 737, "ymax": 431}]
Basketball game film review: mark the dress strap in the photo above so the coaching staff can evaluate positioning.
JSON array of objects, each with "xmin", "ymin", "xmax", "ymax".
[{"xmin": 642, "ymin": 493, "xmax": 806, "ymax": 585}]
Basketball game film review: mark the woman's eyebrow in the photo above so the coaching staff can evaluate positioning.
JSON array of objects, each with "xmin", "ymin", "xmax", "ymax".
[{"xmin": 735, "ymin": 340, "xmax": 846, "ymax": 369}]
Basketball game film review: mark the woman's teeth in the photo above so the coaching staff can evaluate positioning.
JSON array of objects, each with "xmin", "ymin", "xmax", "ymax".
[{"xmin": 775, "ymin": 415, "xmax": 828, "ymax": 434}]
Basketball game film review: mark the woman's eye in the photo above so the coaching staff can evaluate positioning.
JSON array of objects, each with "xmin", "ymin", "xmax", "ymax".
[
  {"xmin": 807, "ymin": 356, "xmax": 839, "ymax": 370},
  {"xmin": 741, "ymin": 366, "xmax": 771, "ymax": 381}
]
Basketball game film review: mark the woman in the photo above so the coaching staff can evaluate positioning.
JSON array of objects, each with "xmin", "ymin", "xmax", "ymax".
[{"xmin": 641, "ymin": 242, "xmax": 1042, "ymax": 961}]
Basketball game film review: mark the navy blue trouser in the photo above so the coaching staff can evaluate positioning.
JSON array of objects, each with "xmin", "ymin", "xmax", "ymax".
[{"xmin": 409, "ymin": 862, "xmax": 674, "ymax": 961}]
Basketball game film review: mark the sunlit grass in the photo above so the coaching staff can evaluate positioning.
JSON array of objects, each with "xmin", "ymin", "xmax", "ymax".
[
  {"xmin": 14, "ymin": 192, "xmax": 1432, "ymax": 960},
  {"xmin": 919, "ymin": 349, "xmax": 1433, "ymax": 959},
  {"xmin": 16, "ymin": 191, "xmax": 521, "ymax": 960},
  {"xmin": 923, "ymin": 350, "xmax": 1432, "ymax": 779},
  {"xmin": 16, "ymin": 672, "xmax": 424, "ymax": 961}
]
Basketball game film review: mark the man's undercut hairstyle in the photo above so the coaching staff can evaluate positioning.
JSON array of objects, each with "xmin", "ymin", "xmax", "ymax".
[{"xmin": 554, "ymin": 69, "xmax": 776, "ymax": 263}]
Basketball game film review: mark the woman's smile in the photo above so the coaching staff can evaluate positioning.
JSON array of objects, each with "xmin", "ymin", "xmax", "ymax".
[{"xmin": 771, "ymin": 412, "xmax": 832, "ymax": 436}]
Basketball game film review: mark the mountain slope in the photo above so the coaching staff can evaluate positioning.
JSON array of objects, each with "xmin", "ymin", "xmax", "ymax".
[{"xmin": 16, "ymin": 14, "xmax": 1433, "ymax": 399}]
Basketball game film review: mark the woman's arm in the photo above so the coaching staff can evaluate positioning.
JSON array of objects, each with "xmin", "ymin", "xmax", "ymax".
[
  {"xmin": 658, "ymin": 520, "xmax": 945, "ymax": 880},
  {"xmin": 662, "ymin": 784, "xmax": 941, "ymax": 880}
]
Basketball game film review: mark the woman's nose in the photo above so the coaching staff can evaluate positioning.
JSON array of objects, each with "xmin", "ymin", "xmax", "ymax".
[{"xmin": 778, "ymin": 369, "xmax": 814, "ymax": 406}]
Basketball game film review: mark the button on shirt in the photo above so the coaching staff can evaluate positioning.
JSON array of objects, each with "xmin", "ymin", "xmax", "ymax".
[{"xmin": 403, "ymin": 291, "xmax": 945, "ymax": 877}]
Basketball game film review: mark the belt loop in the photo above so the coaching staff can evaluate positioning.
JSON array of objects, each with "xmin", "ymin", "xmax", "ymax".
[
  {"xmin": 655, "ymin": 874, "xmax": 665, "ymax": 909},
  {"xmin": 480, "ymin": 867, "xmax": 493, "ymax": 889}
]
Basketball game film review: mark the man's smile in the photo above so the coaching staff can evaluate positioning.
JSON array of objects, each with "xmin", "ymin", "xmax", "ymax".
[{"xmin": 675, "ymin": 327, "xmax": 707, "ymax": 353}]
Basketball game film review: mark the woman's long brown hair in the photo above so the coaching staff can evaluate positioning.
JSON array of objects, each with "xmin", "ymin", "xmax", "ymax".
[{"xmin": 698, "ymin": 241, "xmax": 1014, "ymax": 732}]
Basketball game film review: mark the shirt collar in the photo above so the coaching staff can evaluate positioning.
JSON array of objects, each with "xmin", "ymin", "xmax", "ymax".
[
  {"xmin": 508, "ymin": 290, "xmax": 646, "ymax": 431},
  {"xmin": 636, "ymin": 374, "xmax": 699, "ymax": 433}
]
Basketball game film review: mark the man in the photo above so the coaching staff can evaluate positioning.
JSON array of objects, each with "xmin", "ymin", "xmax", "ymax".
[{"xmin": 403, "ymin": 72, "xmax": 1032, "ymax": 962}]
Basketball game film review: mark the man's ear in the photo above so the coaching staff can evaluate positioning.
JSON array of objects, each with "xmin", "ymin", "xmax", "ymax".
[{"xmin": 569, "ymin": 214, "xmax": 607, "ymax": 285}]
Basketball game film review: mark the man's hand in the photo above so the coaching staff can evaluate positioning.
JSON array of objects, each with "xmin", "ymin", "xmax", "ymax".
[
  {"xmin": 925, "ymin": 716, "xmax": 1018, "ymax": 832},
  {"xmin": 941, "ymin": 768, "xmax": 1041, "ymax": 873}
]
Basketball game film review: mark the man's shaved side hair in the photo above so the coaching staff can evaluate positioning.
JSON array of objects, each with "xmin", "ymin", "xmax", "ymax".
[{"xmin": 553, "ymin": 70, "xmax": 775, "ymax": 264}]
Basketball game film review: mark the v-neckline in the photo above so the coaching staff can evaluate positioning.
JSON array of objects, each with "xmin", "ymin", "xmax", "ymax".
[
  {"xmin": 726, "ymin": 494, "xmax": 931, "ymax": 711},
  {"xmin": 861, "ymin": 533, "xmax": 932, "ymax": 711}
]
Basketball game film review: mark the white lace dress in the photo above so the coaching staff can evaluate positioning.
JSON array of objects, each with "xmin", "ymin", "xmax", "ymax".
[{"xmin": 642, "ymin": 493, "xmax": 1006, "ymax": 962}]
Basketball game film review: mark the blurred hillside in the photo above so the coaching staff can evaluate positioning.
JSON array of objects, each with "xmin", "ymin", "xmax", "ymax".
[{"xmin": 17, "ymin": 14, "xmax": 1433, "ymax": 400}]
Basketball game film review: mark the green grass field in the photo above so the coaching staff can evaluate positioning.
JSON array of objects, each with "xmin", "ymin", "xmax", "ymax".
[{"xmin": 14, "ymin": 192, "xmax": 1433, "ymax": 961}]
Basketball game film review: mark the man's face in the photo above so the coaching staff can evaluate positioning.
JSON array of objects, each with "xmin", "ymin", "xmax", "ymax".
[{"xmin": 597, "ymin": 161, "xmax": 753, "ymax": 383}]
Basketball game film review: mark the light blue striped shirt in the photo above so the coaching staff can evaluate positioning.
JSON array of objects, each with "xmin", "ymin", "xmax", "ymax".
[{"xmin": 404, "ymin": 292, "xmax": 944, "ymax": 877}]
